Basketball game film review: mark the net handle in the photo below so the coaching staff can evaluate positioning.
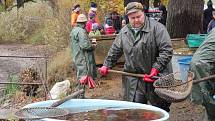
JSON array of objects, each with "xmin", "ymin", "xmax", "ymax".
[
  {"xmin": 50, "ymin": 89, "xmax": 84, "ymax": 107},
  {"xmin": 108, "ymin": 69, "xmax": 159, "ymax": 79},
  {"xmin": 193, "ymin": 74, "xmax": 215, "ymax": 84}
]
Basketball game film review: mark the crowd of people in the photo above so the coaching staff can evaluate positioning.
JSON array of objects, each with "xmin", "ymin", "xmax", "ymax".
[
  {"xmin": 70, "ymin": 1, "xmax": 168, "ymax": 37},
  {"xmin": 71, "ymin": 2, "xmax": 121, "ymax": 36}
]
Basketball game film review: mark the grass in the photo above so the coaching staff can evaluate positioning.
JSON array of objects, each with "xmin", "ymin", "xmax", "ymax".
[
  {"xmin": 0, "ymin": 5, "xmax": 4, "ymax": 13},
  {"xmin": 4, "ymin": 73, "xmax": 20, "ymax": 96},
  {"xmin": 29, "ymin": 30, "xmax": 43, "ymax": 44}
]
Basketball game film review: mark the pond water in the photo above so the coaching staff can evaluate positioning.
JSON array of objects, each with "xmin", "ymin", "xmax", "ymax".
[{"xmin": 66, "ymin": 109, "xmax": 164, "ymax": 121}]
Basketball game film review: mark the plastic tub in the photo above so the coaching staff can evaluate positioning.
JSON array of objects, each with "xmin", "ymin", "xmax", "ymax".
[
  {"xmin": 23, "ymin": 99, "xmax": 169, "ymax": 121},
  {"xmin": 178, "ymin": 56, "xmax": 192, "ymax": 81},
  {"xmin": 186, "ymin": 34, "xmax": 207, "ymax": 48}
]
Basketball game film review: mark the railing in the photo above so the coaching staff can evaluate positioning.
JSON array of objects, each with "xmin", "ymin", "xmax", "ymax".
[{"xmin": 0, "ymin": 55, "xmax": 49, "ymax": 100}]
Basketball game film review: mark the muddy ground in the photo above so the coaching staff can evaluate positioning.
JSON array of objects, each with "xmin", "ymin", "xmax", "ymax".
[{"xmin": 0, "ymin": 44, "xmax": 204, "ymax": 121}]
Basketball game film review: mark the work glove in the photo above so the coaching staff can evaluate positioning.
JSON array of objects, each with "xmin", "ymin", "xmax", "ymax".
[
  {"xmin": 79, "ymin": 75, "xmax": 96, "ymax": 89},
  {"xmin": 143, "ymin": 68, "xmax": 159, "ymax": 83},
  {"xmin": 98, "ymin": 66, "xmax": 109, "ymax": 76}
]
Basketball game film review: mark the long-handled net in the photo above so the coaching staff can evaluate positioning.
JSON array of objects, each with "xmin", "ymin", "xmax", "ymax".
[
  {"xmin": 108, "ymin": 70, "xmax": 193, "ymax": 102},
  {"xmin": 14, "ymin": 89, "xmax": 84, "ymax": 120},
  {"xmin": 153, "ymin": 72, "xmax": 215, "ymax": 102},
  {"xmin": 153, "ymin": 72, "xmax": 194, "ymax": 102}
]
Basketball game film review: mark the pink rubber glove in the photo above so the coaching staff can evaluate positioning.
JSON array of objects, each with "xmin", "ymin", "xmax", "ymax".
[
  {"xmin": 98, "ymin": 66, "xmax": 109, "ymax": 76},
  {"xmin": 80, "ymin": 75, "xmax": 96, "ymax": 89},
  {"xmin": 143, "ymin": 68, "xmax": 159, "ymax": 83}
]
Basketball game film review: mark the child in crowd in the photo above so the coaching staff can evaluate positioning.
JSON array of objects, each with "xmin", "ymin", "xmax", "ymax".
[
  {"xmin": 89, "ymin": 23, "xmax": 101, "ymax": 36},
  {"xmin": 122, "ymin": 19, "xmax": 126, "ymax": 28},
  {"xmin": 86, "ymin": 13, "xmax": 96, "ymax": 33},
  {"xmin": 104, "ymin": 19, "xmax": 116, "ymax": 35},
  {"xmin": 88, "ymin": 2, "xmax": 100, "ymax": 24}
]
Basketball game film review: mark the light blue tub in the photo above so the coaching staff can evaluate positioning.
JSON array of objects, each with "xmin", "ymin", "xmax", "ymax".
[{"xmin": 23, "ymin": 99, "xmax": 169, "ymax": 121}]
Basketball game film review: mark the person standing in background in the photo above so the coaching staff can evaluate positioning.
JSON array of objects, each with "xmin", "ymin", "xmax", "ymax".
[
  {"xmin": 88, "ymin": 2, "xmax": 100, "ymax": 24},
  {"xmin": 110, "ymin": 11, "xmax": 122, "ymax": 34},
  {"xmin": 70, "ymin": 14, "xmax": 97, "ymax": 98},
  {"xmin": 207, "ymin": 11, "xmax": 215, "ymax": 33},
  {"xmin": 104, "ymin": 19, "xmax": 116, "ymax": 35},
  {"xmin": 203, "ymin": 0, "xmax": 215, "ymax": 33},
  {"xmin": 158, "ymin": 3, "xmax": 167, "ymax": 26},
  {"xmin": 71, "ymin": 4, "xmax": 81, "ymax": 28},
  {"xmin": 86, "ymin": 12, "xmax": 97, "ymax": 33},
  {"xmin": 89, "ymin": 23, "xmax": 101, "ymax": 36}
]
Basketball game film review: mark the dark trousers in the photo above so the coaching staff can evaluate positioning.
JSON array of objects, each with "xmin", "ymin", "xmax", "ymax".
[{"xmin": 133, "ymin": 80, "xmax": 171, "ymax": 112}]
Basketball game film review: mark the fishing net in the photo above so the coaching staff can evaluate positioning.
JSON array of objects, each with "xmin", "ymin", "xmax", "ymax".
[
  {"xmin": 153, "ymin": 72, "xmax": 195, "ymax": 102},
  {"xmin": 14, "ymin": 107, "xmax": 69, "ymax": 120}
]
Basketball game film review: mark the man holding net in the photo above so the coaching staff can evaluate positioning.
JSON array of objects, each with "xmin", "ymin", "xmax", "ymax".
[
  {"xmin": 98, "ymin": 2, "xmax": 173, "ymax": 112},
  {"xmin": 190, "ymin": 28, "xmax": 215, "ymax": 121}
]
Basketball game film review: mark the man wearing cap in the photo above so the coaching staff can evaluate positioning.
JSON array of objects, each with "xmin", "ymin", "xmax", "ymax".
[
  {"xmin": 99, "ymin": 2, "xmax": 173, "ymax": 112},
  {"xmin": 71, "ymin": 4, "xmax": 81, "ymax": 27},
  {"xmin": 70, "ymin": 14, "xmax": 97, "ymax": 98}
]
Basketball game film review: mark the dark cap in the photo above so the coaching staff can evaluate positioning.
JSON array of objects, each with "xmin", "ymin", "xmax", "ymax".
[
  {"xmin": 90, "ymin": 2, "xmax": 97, "ymax": 8},
  {"xmin": 125, "ymin": 2, "xmax": 143, "ymax": 15},
  {"xmin": 74, "ymin": 4, "xmax": 80, "ymax": 9}
]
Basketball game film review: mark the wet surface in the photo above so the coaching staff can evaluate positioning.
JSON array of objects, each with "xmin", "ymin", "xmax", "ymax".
[{"xmin": 66, "ymin": 109, "xmax": 164, "ymax": 121}]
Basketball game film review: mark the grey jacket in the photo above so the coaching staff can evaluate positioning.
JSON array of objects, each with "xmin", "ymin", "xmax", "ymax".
[{"xmin": 104, "ymin": 16, "xmax": 173, "ymax": 101}]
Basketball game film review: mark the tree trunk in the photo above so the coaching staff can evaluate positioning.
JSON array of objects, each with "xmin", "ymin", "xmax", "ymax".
[{"xmin": 166, "ymin": 0, "xmax": 204, "ymax": 38}]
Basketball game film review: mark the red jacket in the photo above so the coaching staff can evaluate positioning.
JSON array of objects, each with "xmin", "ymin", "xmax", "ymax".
[
  {"xmin": 105, "ymin": 26, "xmax": 116, "ymax": 35},
  {"xmin": 85, "ymin": 20, "xmax": 95, "ymax": 33}
]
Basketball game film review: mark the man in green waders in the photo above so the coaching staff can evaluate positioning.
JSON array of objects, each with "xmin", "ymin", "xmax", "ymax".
[
  {"xmin": 99, "ymin": 2, "xmax": 173, "ymax": 112},
  {"xmin": 70, "ymin": 14, "xmax": 97, "ymax": 98},
  {"xmin": 190, "ymin": 28, "xmax": 215, "ymax": 121}
]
